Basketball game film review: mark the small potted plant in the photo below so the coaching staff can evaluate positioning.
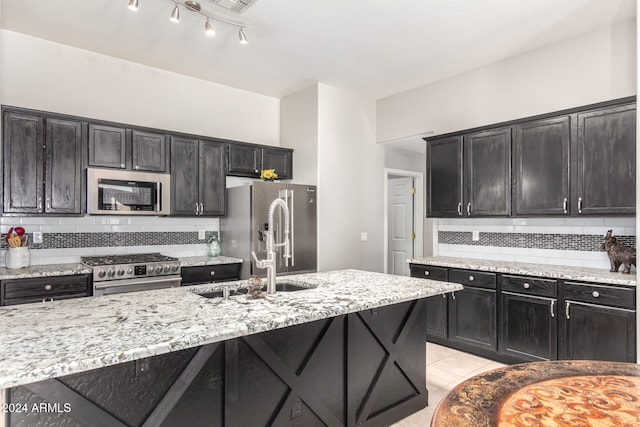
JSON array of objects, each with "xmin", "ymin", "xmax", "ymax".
[{"xmin": 260, "ymin": 169, "xmax": 278, "ymax": 181}]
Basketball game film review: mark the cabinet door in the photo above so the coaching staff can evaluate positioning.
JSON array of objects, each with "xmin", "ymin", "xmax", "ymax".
[
  {"xmin": 465, "ymin": 128, "xmax": 511, "ymax": 216},
  {"xmin": 45, "ymin": 118, "xmax": 83, "ymax": 214},
  {"xmin": 576, "ymin": 103, "xmax": 636, "ymax": 214},
  {"xmin": 561, "ymin": 301, "xmax": 636, "ymax": 362},
  {"xmin": 426, "ymin": 294, "xmax": 448, "ymax": 340},
  {"xmin": 199, "ymin": 140, "xmax": 226, "ymax": 216},
  {"xmin": 514, "ymin": 116, "xmax": 570, "ymax": 215},
  {"xmin": 448, "ymin": 287, "xmax": 497, "ymax": 351},
  {"xmin": 227, "ymin": 143, "xmax": 261, "ymax": 177},
  {"xmin": 3, "ymin": 112, "xmax": 44, "ymax": 214},
  {"xmin": 132, "ymin": 130, "xmax": 167, "ymax": 172},
  {"xmin": 171, "ymin": 136, "xmax": 200, "ymax": 216},
  {"xmin": 500, "ymin": 292, "xmax": 557, "ymax": 362},
  {"xmin": 262, "ymin": 147, "xmax": 293, "ymax": 179},
  {"xmin": 426, "ymin": 136, "xmax": 463, "ymax": 217},
  {"xmin": 88, "ymin": 124, "xmax": 127, "ymax": 169}
]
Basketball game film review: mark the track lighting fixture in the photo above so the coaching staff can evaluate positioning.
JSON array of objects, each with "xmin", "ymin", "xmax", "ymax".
[
  {"xmin": 170, "ymin": 3, "xmax": 180, "ymax": 23},
  {"xmin": 205, "ymin": 19, "xmax": 215, "ymax": 36},
  {"xmin": 126, "ymin": 1, "xmax": 248, "ymax": 44},
  {"xmin": 239, "ymin": 27, "xmax": 248, "ymax": 44}
]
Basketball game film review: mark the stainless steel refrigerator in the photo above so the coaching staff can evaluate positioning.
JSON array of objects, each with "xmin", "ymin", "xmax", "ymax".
[{"xmin": 221, "ymin": 181, "xmax": 317, "ymax": 279}]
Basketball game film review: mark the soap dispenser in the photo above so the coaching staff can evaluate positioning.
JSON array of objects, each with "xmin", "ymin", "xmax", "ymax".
[{"xmin": 207, "ymin": 234, "xmax": 221, "ymax": 257}]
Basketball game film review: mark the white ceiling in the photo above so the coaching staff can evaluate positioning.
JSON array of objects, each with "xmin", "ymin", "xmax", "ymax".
[{"xmin": 0, "ymin": 0, "xmax": 636, "ymax": 100}]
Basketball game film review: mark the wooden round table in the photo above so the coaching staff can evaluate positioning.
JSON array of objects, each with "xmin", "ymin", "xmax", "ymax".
[{"xmin": 431, "ymin": 360, "xmax": 640, "ymax": 427}]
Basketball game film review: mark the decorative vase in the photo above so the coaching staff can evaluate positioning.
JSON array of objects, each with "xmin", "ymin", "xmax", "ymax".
[{"xmin": 207, "ymin": 235, "xmax": 221, "ymax": 257}]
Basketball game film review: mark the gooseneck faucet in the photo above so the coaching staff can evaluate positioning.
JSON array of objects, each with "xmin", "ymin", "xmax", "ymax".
[{"xmin": 251, "ymin": 195, "xmax": 291, "ymax": 294}]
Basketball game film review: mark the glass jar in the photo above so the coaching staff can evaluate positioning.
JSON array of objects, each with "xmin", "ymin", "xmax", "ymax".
[{"xmin": 207, "ymin": 235, "xmax": 221, "ymax": 257}]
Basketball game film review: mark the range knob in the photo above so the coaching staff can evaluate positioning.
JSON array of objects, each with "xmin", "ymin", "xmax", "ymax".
[
  {"xmin": 172, "ymin": 265, "xmax": 180, "ymax": 272},
  {"xmin": 117, "ymin": 269, "xmax": 125, "ymax": 276},
  {"xmin": 148, "ymin": 266, "xmax": 154, "ymax": 273},
  {"xmin": 97, "ymin": 270, "xmax": 106, "ymax": 278},
  {"xmin": 156, "ymin": 265, "xmax": 164, "ymax": 273},
  {"xmin": 127, "ymin": 268, "xmax": 133, "ymax": 274},
  {"xmin": 107, "ymin": 270, "xmax": 116, "ymax": 277}
]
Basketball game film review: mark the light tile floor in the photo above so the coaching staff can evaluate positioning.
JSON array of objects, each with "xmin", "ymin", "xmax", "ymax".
[{"xmin": 392, "ymin": 342, "xmax": 506, "ymax": 427}]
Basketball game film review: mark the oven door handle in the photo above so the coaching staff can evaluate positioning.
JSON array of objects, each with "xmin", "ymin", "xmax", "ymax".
[{"xmin": 93, "ymin": 275, "xmax": 182, "ymax": 290}]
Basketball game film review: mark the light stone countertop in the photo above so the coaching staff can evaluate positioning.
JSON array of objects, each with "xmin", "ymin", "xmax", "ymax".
[
  {"xmin": 0, "ymin": 263, "xmax": 93, "ymax": 280},
  {"xmin": 408, "ymin": 256, "xmax": 637, "ymax": 287},
  {"xmin": 179, "ymin": 255, "xmax": 243, "ymax": 267},
  {"xmin": 0, "ymin": 269, "xmax": 461, "ymax": 389}
]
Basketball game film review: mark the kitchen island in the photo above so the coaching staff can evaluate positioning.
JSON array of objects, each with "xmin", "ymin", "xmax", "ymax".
[{"xmin": 0, "ymin": 269, "xmax": 461, "ymax": 427}]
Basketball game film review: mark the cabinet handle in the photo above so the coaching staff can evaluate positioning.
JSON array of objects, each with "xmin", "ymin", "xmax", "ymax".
[
  {"xmin": 134, "ymin": 165, "xmax": 139, "ymax": 170},
  {"xmin": 44, "ymin": 284, "xmax": 52, "ymax": 291},
  {"xmin": 550, "ymin": 300, "xmax": 555, "ymax": 318},
  {"xmin": 452, "ymin": 292, "xmax": 456, "ymax": 300},
  {"xmin": 565, "ymin": 301, "xmax": 571, "ymax": 319},
  {"xmin": 578, "ymin": 197, "xmax": 583, "ymax": 214},
  {"xmin": 120, "ymin": 163, "xmax": 126, "ymax": 169},
  {"xmin": 592, "ymin": 291, "xmax": 600, "ymax": 298},
  {"xmin": 468, "ymin": 275, "xmax": 474, "ymax": 282},
  {"xmin": 46, "ymin": 197, "xmax": 51, "ymax": 211},
  {"xmin": 466, "ymin": 202, "xmax": 471, "ymax": 216},
  {"xmin": 442, "ymin": 294, "xmax": 446, "ymax": 299},
  {"xmin": 424, "ymin": 271, "xmax": 430, "ymax": 276},
  {"xmin": 457, "ymin": 202, "xmax": 462, "ymax": 216},
  {"xmin": 523, "ymin": 283, "xmax": 530, "ymax": 289},
  {"xmin": 41, "ymin": 297, "xmax": 53, "ymax": 303},
  {"xmin": 200, "ymin": 203, "xmax": 204, "ymax": 215},
  {"xmin": 210, "ymin": 271, "xmax": 216, "ymax": 276},
  {"xmin": 37, "ymin": 198, "xmax": 43, "ymax": 212},
  {"xmin": 563, "ymin": 198, "xmax": 568, "ymax": 214},
  {"xmin": 254, "ymin": 169, "xmax": 259, "ymax": 174},
  {"xmin": 195, "ymin": 202, "xmax": 199, "ymax": 215}
]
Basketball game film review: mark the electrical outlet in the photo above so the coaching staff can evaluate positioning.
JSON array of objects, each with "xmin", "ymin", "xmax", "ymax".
[
  {"xmin": 198, "ymin": 229, "xmax": 206, "ymax": 240},
  {"xmin": 472, "ymin": 230, "xmax": 480, "ymax": 241},
  {"xmin": 33, "ymin": 231, "xmax": 43, "ymax": 244}
]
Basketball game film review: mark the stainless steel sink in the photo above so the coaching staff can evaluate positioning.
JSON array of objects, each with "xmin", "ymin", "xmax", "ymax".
[{"xmin": 196, "ymin": 282, "xmax": 313, "ymax": 299}]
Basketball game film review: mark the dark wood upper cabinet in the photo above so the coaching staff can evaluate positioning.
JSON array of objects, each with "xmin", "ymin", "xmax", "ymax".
[
  {"xmin": 426, "ymin": 135, "xmax": 463, "ymax": 217},
  {"xmin": 576, "ymin": 103, "xmax": 636, "ymax": 215},
  {"xmin": 464, "ymin": 128, "xmax": 512, "ymax": 216},
  {"xmin": 3, "ymin": 112, "xmax": 44, "ymax": 214},
  {"xmin": 88, "ymin": 124, "xmax": 127, "ymax": 169},
  {"xmin": 199, "ymin": 140, "xmax": 226, "ymax": 216},
  {"xmin": 45, "ymin": 118, "xmax": 83, "ymax": 214},
  {"xmin": 262, "ymin": 147, "xmax": 292, "ymax": 179},
  {"xmin": 171, "ymin": 136, "xmax": 226, "ymax": 217},
  {"xmin": 514, "ymin": 116, "xmax": 570, "ymax": 215},
  {"xmin": 227, "ymin": 143, "xmax": 261, "ymax": 177},
  {"xmin": 132, "ymin": 130, "xmax": 168, "ymax": 172}
]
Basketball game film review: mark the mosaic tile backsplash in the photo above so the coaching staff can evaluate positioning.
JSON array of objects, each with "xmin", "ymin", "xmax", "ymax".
[{"xmin": 437, "ymin": 217, "xmax": 637, "ymax": 270}]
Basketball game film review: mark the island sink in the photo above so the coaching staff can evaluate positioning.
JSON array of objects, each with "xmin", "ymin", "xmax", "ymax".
[{"xmin": 197, "ymin": 282, "xmax": 312, "ymax": 299}]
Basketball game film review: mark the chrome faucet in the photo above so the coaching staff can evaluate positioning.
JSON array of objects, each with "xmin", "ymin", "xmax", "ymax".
[{"xmin": 251, "ymin": 193, "xmax": 291, "ymax": 294}]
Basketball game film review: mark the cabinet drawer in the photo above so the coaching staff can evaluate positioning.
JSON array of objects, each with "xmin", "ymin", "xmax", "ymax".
[
  {"xmin": 2, "ymin": 275, "xmax": 90, "ymax": 303},
  {"xmin": 563, "ymin": 281, "xmax": 635, "ymax": 310},
  {"xmin": 409, "ymin": 264, "xmax": 447, "ymax": 281},
  {"xmin": 181, "ymin": 263, "xmax": 241, "ymax": 285},
  {"xmin": 449, "ymin": 269, "xmax": 496, "ymax": 289},
  {"xmin": 500, "ymin": 275, "xmax": 556, "ymax": 297}
]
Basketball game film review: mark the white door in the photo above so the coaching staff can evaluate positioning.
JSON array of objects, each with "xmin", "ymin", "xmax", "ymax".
[{"xmin": 388, "ymin": 176, "xmax": 414, "ymax": 276}]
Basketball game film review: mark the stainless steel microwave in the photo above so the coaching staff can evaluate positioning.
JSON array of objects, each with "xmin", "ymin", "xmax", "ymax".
[{"xmin": 86, "ymin": 168, "xmax": 171, "ymax": 215}]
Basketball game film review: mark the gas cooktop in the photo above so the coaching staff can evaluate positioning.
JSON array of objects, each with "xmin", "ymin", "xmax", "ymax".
[{"xmin": 80, "ymin": 253, "xmax": 178, "ymax": 266}]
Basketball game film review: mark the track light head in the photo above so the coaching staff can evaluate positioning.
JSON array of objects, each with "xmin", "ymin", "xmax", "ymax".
[
  {"xmin": 205, "ymin": 19, "xmax": 215, "ymax": 36},
  {"xmin": 170, "ymin": 3, "xmax": 180, "ymax": 23},
  {"xmin": 239, "ymin": 27, "xmax": 248, "ymax": 44},
  {"xmin": 128, "ymin": 0, "xmax": 139, "ymax": 11}
]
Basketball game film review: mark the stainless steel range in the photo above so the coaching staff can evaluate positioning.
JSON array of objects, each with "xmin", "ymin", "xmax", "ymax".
[{"xmin": 81, "ymin": 253, "xmax": 182, "ymax": 296}]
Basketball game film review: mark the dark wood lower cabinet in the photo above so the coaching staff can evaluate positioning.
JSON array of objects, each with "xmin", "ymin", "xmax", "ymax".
[
  {"xmin": 6, "ymin": 300, "xmax": 428, "ymax": 427},
  {"xmin": 561, "ymin": 301, "xmax": 636, "ymax": 363},
  {"xmin": 499, "ymin": 292, "xmax": 557, "ymax": 362},
  {"xmin": 426, "ymin": 294, "xmax": 448, "ymax": 340},
  {"xmin": 448, "ymin": 287, "xmax": 497, "ymax": 352}
]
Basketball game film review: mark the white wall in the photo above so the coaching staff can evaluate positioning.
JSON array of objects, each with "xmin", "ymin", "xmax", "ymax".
[
  {"xmin": 377, "ymin": 19, "xmax": 637, "ymax": 141},
  {"xmin": 0, "ymin": 30, "xmax": 280, "ymax": 145}
]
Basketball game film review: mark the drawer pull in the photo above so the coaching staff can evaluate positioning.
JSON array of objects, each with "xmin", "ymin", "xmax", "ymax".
[
  {"xmin": 424, "ymin": 271, "xmax": 430, "ymax": 276},
  {"xmin": 523, "ymin": 283, "xmax": 530, "ymax": 289},
  {"xmin": 550, "ymin": 300, "xmax": 555, "ymax": 318},
  {"xmin": 468, "ymin": 275, "xmax": 474, "ymax": 282},
  {"xmin": 592, "ymin": 291, "xmax": 600, "ymax": 298},
  {"xmin": 44, "ymin": 284, "xmax": 52, "ymax": 291},
  {"xmin": 565, "ymin": 301, "xmax": 571, "ymax": 320},
  {"xmin": 452, "ymin": 292, "xmax": 456, "ymax": 300},
  {"xmin": 210, "ymin": 271, "xmax": 216, "ymax": 276}
]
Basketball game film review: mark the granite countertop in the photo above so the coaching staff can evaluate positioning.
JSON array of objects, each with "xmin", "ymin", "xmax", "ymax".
[
  {"xmin": 408, "ymin": 256, "xmax": 637, "ymax": 287},
  {"xmin": 0, "ymin": 269, "xmax": 461, "ymax": 389},
  {"xmin": 0, "ymin": 263, "xmax": 93, "ymax": 280},
  {"xmin": 179, "ymin": 255, "xmax": 243, "ymax": 267}
]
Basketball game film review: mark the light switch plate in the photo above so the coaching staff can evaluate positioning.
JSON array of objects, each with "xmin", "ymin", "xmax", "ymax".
[
  {"xmin": 198, "ymin": 229, "xmax": 206, "ymax": 240},
  {"xmin": 472, "ymin": 230, "xmax": 480, "ymax": 241},
  {"xmin": 361, "ymin": 232, "xmax": 368, "ymax": 242},
  {"xmin": 33, "ymin": 231, "xmax": 43, "ymax": 244}
]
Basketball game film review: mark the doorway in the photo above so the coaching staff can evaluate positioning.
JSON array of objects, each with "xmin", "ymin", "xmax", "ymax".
[{"xmin": 384, "ymin": 169, "xmax": 424, "ymax": 276}]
